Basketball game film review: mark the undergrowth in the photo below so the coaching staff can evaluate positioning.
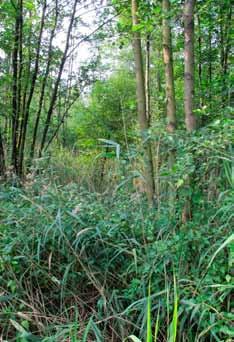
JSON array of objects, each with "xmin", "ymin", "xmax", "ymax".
[
  {"xmin": 0, "ymin": 180, "xmax": 233, "ymax": 341},
  {"xmin": 0, "ymin": 121, "xmax": 233, "ymax": 341}
]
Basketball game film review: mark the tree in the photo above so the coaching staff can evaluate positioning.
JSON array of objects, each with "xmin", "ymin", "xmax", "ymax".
[
  {"xmin": 30, "ymin": 0, "xmax": 59, "ymax": 161},
  {"xmin": 182, "ymin": 0, "xmax": 196, "ymax": 223},
  {"xmin": 162, "ymin": 0, "xmax": 176, "ymax": 131},
  {"xmin": 11, "ymin": 0, "xmax": 22, "ymax": 173},
  {"xmin": 131, "ymin": 0, "xmax": 155, "ymax": 206},
  {"xmin": 184, "ymin": 0, "xmax": 196, "ymax": 132},
  {"xmin": 71, "ymin": 70, "xmax": 136, "ymax": 151},
  {"xmin": 39, "ymin": 0, "xmax": 78, "ymax": 157},
  {"xmin": 219, "ymin": 1, "xmax": 232, "ymax": 106},
  {"xmin": 0, "ymin": 128, "xmax": 5, "ymax": 177},
  {"xmin": 18, "ymin": 0, "xmax": 47, "ymax": 175},
  {"xmin": 145, "ymin": 35, "xmax": 151, "ymax": 124}
]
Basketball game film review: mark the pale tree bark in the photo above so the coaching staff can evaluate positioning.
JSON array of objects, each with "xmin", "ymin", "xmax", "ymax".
[
  {"xmin": 162, "ymin": 0, "xmax": 176, "ymax": 131},
  {"xmin": 131, "ymin": 0, "xmax": 155, "ymax": 206},
  {"xmin": 184, "ymin": 0, "xmax": 196, "ymax": 132},
  {"xmin": 182, "ymin": 0, "xmax": 196, "ymax": 223}
]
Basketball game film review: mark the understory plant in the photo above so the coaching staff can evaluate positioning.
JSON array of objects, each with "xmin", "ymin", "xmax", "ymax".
[{"xmin": 0, "ymin": 121, "xmax": 233, "ymax": 341}]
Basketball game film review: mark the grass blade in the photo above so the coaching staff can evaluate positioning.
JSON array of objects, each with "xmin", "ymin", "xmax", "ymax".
[
  {"xmin": 147, "ymin": 282, "xmax": 153, "ymax": 342},
  {"xmin": 154, "ymin": 305, "xmax": 160, "ymax": 342}
]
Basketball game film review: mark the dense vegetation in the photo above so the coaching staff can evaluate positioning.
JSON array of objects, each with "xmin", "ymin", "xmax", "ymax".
[{"xmin": 0, "ymin": 0, "xmax": 233, "ymax": 341}]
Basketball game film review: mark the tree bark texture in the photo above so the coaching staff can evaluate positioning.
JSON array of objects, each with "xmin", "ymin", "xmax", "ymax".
[
  {"xmin": 184, "ymin": 0, "xmax": 196, "ymax": 132},
  {"xmin": 162, "ymin": 0, "xmax": 176, "ymax": 131},
  {"xmin": 131, "ymin": 0, "xmax": 155, "ymax": 206}
]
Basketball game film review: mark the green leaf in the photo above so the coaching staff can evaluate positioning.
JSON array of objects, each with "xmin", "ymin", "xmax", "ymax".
[
  {"xmin": 82, "ymin": 317, "xmax": 93, "ymax": 342},
  {"xmin": 207, "ymin": 234, "xmax": 234, "ymax": 270},
  {"xmin": 132, "ymin": 23, "xmax": 145, "ymax": 32},
  {"xmin": 176, "ymin": 179, "xmax": 184, "ymax": 188}
]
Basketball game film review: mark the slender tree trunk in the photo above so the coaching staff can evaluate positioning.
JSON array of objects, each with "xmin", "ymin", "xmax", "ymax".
[
  {"xmin": 20, "ymin": 10, "xmax": 32, "ymax": 149},
  {"xmin": 44, "ymin": 95, "xmax": 79, "ymax": 152},
  {"xmin": 220, "ymin": 3, "xmax": 232, "ymax": 106},
  {"xmin": 184, "ymin": 0, "xmax": 196, "ymax": 132},
  {"xmin": 17, "ymin": 0, "xmax": 23, "ymax": 136},
  {"xmin": 156, "ymin": 48, "xmax": 162, "ymax": 93},
  {"xmin": 220, "ymin": 5, "xmax": 225, "ymax": 105},
  {"xmin": 0, "ymin": 129, "xmax": 6, "ymax": 178},
  {"xmin": 18, "ymin": 0, "xmax": 47, "ymax": 175},
  {"xmin": 155, "ymin": 48, "xmax": 162, "ymax": 115},
  {"xmin": 15, "ymin": 0, "xmax": 24, "ymax": 169},
  {"xmin": 162, "ymin": 0, "xmax": 177, "ymax": 215},
  {"xmin": 162, "ymin": 0, "xmax": 176, "ymax": 131},
  {"xmin": 145, "ymin": 34, "xmax": 151, "ymax": 124},
  {"xmin": 30, "ymin": 0, "xmax": 59, "ymax": 161},
  {"xmin": 131, "ymin": 0, "xmax": 155, "ymax": 206},
  {"xmin": 11, "ymin": 1, "xmax": 20, "ymax": 173},
  {"xmin": 4, "ymin": 116, "xmax": 9, "ymax": 147},
  {"xmin": 197, "ymin": 14, "xmax": 203, "ymax": 108},
  {"xmin": 208, "ymin": 11, "xmax": 212, "ymax": 109},
  {"xmin": 182, "ymin": 0, "xmax": 196, "ymax": 223},
  {"xmin": 39, "ymin": 0, "xmax": 78, "ymax": 156},
  {"xmin": 223, "ymin": 6, "xmax": 232, "ymax": 76}
]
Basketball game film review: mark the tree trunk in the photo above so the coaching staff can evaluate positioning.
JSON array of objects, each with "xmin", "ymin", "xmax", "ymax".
[
  {"xmin": 182, "ymin": 0, "xmax": 196, "ymax": 223},
  {"xmin": 20, "ymin": 10, "xmax": 32, "ymax": 154},
  {"xmin": 0, "ymin": 129, "xmax": 6, "ymax": 178},
  {"xmin": 208, "ymin": 11, "xmax": 212, "ymax": 109},
  {"xmin": 197, "ymin": 14, "xmax": 203, "ymax": 109},
  {"xmin": 30, "ymin": 0, "xmax": 59, "ymax": 161},
  {"xmin": 18, "ymin": 0, "xmax": 47, "ymax": 175},
  {"xmin": 44, "ymin": 95, "xmax": 79, "ymax": 152},
  {"xmin": 162, "ymin": 0, "xmax": 176, "ymax": 131},
  {"xmin": 162, "ymin": 0, "xmax": 177, "ymax": 215},
  {"xmin": 39, "ymin": 0, "xmax": 78, "ymax": 156},
  {"xmin": 11, "ymin": 0, "xmax": 21, "ymax": 173},
  {"xmin": 184, "ymin": 0, "xmax": 196, "ymax": 132},
  {"xmin": 220, "ymin": 3, "xmax": 232, "ymax": 106},
  {"xmin": 145, "ymin": 34, "xmax": 151, "ymax": 124},
  {"xmin": 131, "ymin": 0, "xmax": 155, "ymax": 206}
]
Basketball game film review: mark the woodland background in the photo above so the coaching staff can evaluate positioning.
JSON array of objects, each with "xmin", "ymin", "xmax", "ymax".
[{"xmin": 0, "ymin": 0, "xmax": 233, "ymax": 341}]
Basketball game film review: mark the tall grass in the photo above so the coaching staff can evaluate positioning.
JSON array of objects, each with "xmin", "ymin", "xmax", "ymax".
[
  {"xmin": 0, "ymin": 121, "xmax": 232, "ymax": 341},
  {"xmin": 0, "ymin": 177, "xmax": 232, "ymax": 341}
]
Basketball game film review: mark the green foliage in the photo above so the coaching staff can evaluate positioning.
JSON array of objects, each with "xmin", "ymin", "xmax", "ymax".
[
  {"xmin": 0, "ymin": 120, "xmax": 232, "ymax": 340},
  {"xmin": 0, "ymin": 0, "xmax": 233, "ymax": 341},
  {"xmin": 66, "ymin": 69, "xmax": 137, "ymax": 151}
]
